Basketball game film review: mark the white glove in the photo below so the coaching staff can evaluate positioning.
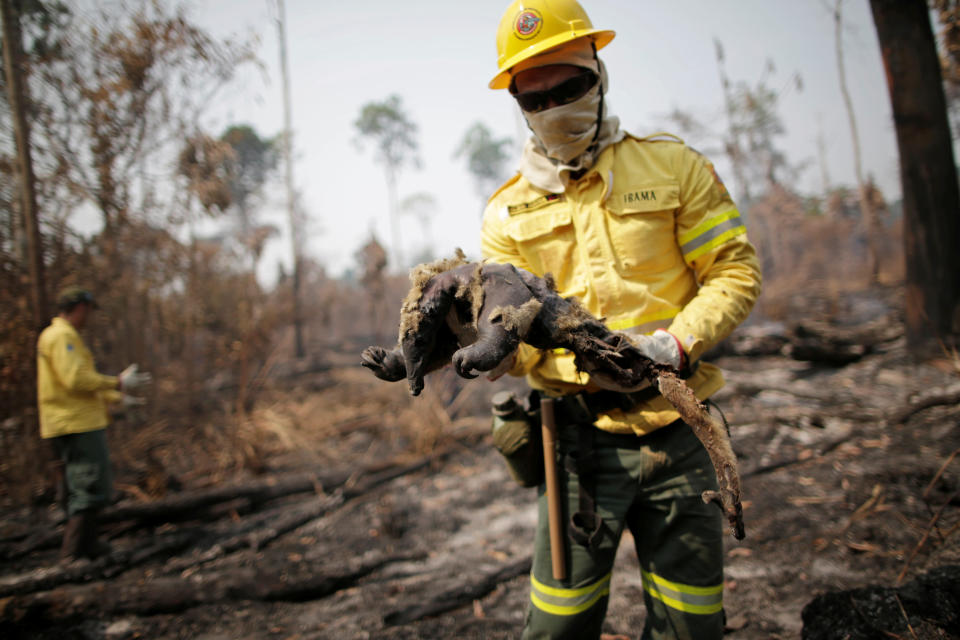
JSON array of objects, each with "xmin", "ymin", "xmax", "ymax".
[
  {"xmin": 119, "ymin": 363, "xmax": 153, "ymax": 392},
  {"xmin": 122, "ymin": 394, "xmax": 147, "ymax": 410},
  {"xmin": 632, "ymin": 330, "xmax": 686, "ymax": 371}
]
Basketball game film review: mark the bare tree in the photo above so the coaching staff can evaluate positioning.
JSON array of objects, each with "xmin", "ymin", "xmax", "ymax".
[
  {"xmin": 355, "ymin": 234, "xmax": 389, "ymax": 343},
  {"xmin": 354, "ymin": 95, "xmax": 420, "ymax": 270},
  {"xmin": 870, "ymin": 0, "xmax": 960, "ymax": 351},
  {"xmin": 835, "ymin": 0, "xmax": 883, "ymax": 284},
  {"xmin": 272, "ymin": 0, "xmax": 305, "ymax": 358},
  {"xmin": 714, "ymin": 39, "xmax": 752, "ymax": 207},
  {"xmin": 670, "ymin": 48, "xmax": 802, "ymax": 205}
]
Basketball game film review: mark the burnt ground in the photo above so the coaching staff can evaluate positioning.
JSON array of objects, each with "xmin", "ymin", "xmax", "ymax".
[{"xmin": 1, "ymin": 309, "xmax": 959, "ymax": 639}]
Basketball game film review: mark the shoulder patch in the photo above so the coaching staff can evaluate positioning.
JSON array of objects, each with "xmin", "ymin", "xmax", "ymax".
[{"xmin": 507, "ymin": 193, "xmax": 565, "ymax": 215}]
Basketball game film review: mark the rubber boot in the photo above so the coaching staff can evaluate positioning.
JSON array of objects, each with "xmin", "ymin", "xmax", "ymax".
[
  {"xmin": 79, "ymin": 510, "xmax": 110, "ymax": 559},
  {"xmin": 59, "ymin": 515, "xmax": 85, "ymax": 563}
]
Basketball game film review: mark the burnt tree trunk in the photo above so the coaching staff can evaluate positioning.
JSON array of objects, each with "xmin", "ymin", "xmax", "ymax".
[
  {"xmin": 0, "ymin": 0, "xmax": 48, "ymax": 332},
  {"xmin": 870, "ymin": 0, "xmax": 960, "ymax": 352}
]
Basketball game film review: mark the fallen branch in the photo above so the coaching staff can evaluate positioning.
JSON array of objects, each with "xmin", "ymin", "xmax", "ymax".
[
  {"xmin": 101, "ymin": 470, "xmax": 337, "ymax": 525},
  {"xmin": 163, "ymin": 493, "xmax": 345, "ymax": 575},
  {"xmin": 382, "ymin": 555, "xmax": 532, "ymax": 626},
  {"xmin": 923, "ymin": 448, "xmax": 960, "ymax": 501},
  {"xmin": 0, "ymin": 551, "xmax": 423, "ymax": 625},
  {"xmin": 888, "ymin": 383, "xmax": 960, "ymax": 426},
  {"xmin": 11, "ymin": 443, "xmax": 473, "ymax": 560},
  {"xmin": 165, "ymin": 455, "xmax": 438, "ymax": 574},
  {"xmin": 4, "ymin": 449, "xmax": 457, "ymax": 597},
  {"xmin": 896, "ymin": 490, "xmax": 958, "ymax": 585},
  {"xmin": 744, "ymin": 434, "xmax": 858, "ymax": 478},
  {"xmin": 0, "ymin": 530, "xmax": 203, "ymax": 598}
]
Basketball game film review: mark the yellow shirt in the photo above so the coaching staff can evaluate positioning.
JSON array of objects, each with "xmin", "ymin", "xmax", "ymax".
[
  {"xmin": 37, "ymin": 317, "xmax": 120, "ymax": 438},
  {"xmin": 481, "ymin": 133, "xmax": 762, "ymax": 435}
]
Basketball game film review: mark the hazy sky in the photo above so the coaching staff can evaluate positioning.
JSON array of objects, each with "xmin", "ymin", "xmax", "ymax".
[{"xmin": 188, "ymin": 0, "xmax": 899, "ymax": 280}]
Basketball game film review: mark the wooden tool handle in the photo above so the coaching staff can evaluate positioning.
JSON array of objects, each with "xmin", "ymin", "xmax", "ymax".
[{"xmin": 540, "ymin": 397, "xmax": 566, "ymax": 581}]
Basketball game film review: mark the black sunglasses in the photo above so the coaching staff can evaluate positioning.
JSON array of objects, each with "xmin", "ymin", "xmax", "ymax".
[{"xmin": 511, "ymin": 70, "xmax": 599, "ymax": 113}]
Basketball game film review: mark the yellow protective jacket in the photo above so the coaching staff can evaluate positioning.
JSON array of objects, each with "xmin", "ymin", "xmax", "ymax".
[
  {"xmin": 37, "ymin": 317, "xmax": 121, "ymax": 439},
  {"xmin": 481, "ymin": 133, "xmax": 762, "ymax": 435}
]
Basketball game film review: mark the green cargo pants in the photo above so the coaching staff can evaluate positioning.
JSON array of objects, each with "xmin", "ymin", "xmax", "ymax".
[
  {"xmin": 522, "ymin": 415, "xmax": 724, "ymax": 640},
  {"xmin": 52, "ymin": 429, "xmax": 113, "ymax": 516}
]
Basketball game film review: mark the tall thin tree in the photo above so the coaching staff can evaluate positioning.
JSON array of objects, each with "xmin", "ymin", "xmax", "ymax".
[
  {"xmin": 354, "ymin": 95, "xmax": 420, "ymax": 270},
  {"xmin": 273, "ymin": 0, "xmax": 304, "ymax": 358},
  {"xmin": 835, "ymin": 0, "xmax": 883, "ymax": 283},
  {"xmin": 714, "ymin": 39, "xmax": 751, "ymax": 207},
  {"xmin": 1, "ymin": 0, "xmax": 48, "ymax": 332}
]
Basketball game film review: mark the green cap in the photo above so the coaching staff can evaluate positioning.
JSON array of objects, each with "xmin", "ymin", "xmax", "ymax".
[{"xmin": 56, "ymin": 287, "xmax": 99, "ymax": 310}]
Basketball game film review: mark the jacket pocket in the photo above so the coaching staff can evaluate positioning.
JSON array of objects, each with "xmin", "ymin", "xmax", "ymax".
[
  {"xmin": 504, "ymin": 205, "xmax": 575, "ymax": 285},
  {"xmin": 605, "ymin": 182, "xmax": 681, "ymax": 275}
]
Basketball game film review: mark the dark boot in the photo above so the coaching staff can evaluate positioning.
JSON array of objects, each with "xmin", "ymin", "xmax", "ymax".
[
  {"xmin": 59, "ymin": 515, "xmax": 85, "ymax": 563},
  {"xmin": 79, "ymin": 510, "xmax": 111, "ymax": 559}
]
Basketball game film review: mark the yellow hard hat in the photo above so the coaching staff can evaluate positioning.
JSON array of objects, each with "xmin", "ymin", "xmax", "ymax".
[{"xmin": 489, "ymin": 0, "xmax": 615, "ymax": 90}]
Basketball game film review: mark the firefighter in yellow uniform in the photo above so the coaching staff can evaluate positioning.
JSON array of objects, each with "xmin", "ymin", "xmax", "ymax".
[
  {"xmin": 481, "ymin": 2, "xmax": 761, "ymax": 638},
  {"xmin": 37, "ymin": 287, "xmax": 151, "ymax": 561}
]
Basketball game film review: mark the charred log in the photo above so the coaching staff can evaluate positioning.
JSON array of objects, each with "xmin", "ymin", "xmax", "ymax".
[
  {"xmin": 0, "ymin": 452, "xmax": 450, "ymax": 597},
  {"xmin": 0, "ymin": 552, "xmax": 422, "ymax": 625}
]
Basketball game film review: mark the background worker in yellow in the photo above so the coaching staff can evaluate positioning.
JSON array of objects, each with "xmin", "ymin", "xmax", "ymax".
[
  {"xmin": 37, "ymin": 287, "xmax": 152, "ymax": 562},
  {"xmin": 481, "ymin": 1, "xmax": 761, "ymax": 638}
]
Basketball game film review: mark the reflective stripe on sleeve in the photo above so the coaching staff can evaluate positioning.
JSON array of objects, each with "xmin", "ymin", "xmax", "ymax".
[
  {"xmin": 529, "ymin": 572, "xmax": 611, "ymax": 616},
  {"xmin": 640, "ymin": 567, "xmax": 723, "ymax": 615},
  {"xmin": 608, "ymin": 308, "xmax": 680, "ymax": 335},
  {"xmin": 679, "ymin": 210, "xmax": 746, "ymax": 262}
]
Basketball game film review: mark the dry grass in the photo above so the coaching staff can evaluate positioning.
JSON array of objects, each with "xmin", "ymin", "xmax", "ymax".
[
  {"xmin": 94, "ymin": 360, "xmax": 495, "ymax": 504},
  {"xmin": 747, "ymin": 187, "xmax": 904, "ymax": 322}
]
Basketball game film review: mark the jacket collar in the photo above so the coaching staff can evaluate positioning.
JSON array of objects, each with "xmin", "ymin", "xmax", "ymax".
[{"xmin": 52, "ymin": 316, "xmax": 80, "ymax": 337}]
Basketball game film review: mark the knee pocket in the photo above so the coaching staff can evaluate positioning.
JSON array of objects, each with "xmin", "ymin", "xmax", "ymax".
[{"xmin": 67, "ymin": 461, "xmax": 101, "ymax": 493}]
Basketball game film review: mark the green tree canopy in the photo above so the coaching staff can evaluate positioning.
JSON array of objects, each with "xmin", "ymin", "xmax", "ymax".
[
  {"xmin": 353, "ymin": 94, "xmax": 420, "ymax": 174},
  {"xmin": 454, "ymin": 122, "xmax": 513, "ymax": 205}
]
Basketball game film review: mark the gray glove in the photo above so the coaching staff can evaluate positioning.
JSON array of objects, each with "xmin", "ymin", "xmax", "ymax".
[{"xmin": 119, "ymin": 363, "xmax": 152, "ymax": 392}]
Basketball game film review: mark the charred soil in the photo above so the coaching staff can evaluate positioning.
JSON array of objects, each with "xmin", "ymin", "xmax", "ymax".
[{"xmin": 2, "ymin": 293, "xmax": 959, "ymax": 640}]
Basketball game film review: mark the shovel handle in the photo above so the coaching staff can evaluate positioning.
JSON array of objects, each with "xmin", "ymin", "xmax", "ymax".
[{"xmin": 540, "ymin": 397, "xmax": 566, "ymax": 581}]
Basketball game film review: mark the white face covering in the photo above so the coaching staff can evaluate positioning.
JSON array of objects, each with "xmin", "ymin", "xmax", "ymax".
[
  {"xmin": 523, "ymin": 81, "xmax": 604, "ymax": 165},
  {"xmin": 518, "ymin": 60, "xmax": 624, "ymax": 192}
]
